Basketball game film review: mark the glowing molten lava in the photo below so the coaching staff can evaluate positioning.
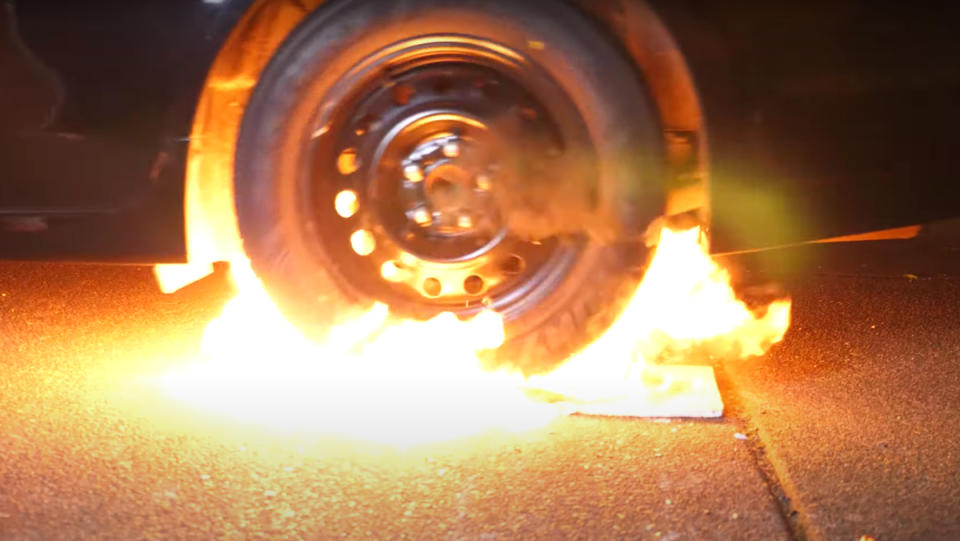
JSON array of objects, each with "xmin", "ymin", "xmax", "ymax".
[{"xmin": 159, "ymin": 225, "xmax": 790, "ymax": 446}]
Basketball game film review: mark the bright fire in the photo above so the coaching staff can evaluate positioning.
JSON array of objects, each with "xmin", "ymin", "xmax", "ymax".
[
  {"xmin": 527, "ymin": 227, "xmax": 791, "ymax": 403},
  {"xmin": 158, "ymin": 225, "xmax": 790, "ymax": 446}
]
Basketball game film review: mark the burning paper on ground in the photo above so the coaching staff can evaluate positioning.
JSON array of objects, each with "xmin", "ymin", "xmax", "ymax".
[{"xmin": 526, "ymin": 364, "xmax": 724, "ymax": 418}]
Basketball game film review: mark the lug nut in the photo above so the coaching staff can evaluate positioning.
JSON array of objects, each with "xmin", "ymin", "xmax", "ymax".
[
  {"xmin": 442, "ymin": 141, "xmax": 460, "ymax": 158},
  {"xmin": 475, "ymin": 173, "xmax": 492, "ymax": 191},
  {"xmin": 403, "ymin": 164, "xmax": 424, "ymax": 183},
  {"xmin": 412, "ymin": 208, "xmax": 432, "ymax": 226}
]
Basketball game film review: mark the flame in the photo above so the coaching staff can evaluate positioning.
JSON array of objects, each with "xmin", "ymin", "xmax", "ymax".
[
  {"xmin": 159, "ymin": 257, "xmax": 557, "ymax": 447},
  {"xmin": 527, "ymin": 227, "xmax": 791, "ymax": 402},
  {"xmin": 158, "ymin": 225, "xmax": 790, "ymax": 446}
]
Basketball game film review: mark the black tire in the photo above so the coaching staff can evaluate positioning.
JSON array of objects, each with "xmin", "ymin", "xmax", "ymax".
[{"xmin": 234, "ymin": 0, "xmax": 664, "ymax": 374}]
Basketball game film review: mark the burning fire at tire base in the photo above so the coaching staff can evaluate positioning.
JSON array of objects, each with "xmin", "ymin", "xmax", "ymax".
[{"xmin": 158, "ymin": 226, "xmax": 791, "ymax": 447}]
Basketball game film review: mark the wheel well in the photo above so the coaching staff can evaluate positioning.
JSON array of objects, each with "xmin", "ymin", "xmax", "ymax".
[
  {"xmin": 569, "ymin": 0, "xmax": 709, "ymax": 221},
  {"xmin": 157, "ymin": 0, "xmax": 707, "ymax": 291}
]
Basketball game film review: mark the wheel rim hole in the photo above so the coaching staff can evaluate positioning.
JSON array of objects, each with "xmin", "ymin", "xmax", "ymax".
[
  {"xmin": 463, "ymin": 275, "xmax": 484, "ymax": 296},
  {"xmin": 422, "ymin": 277, "xmax": 443, "ymax": 298},
  {"xmin": 334, "ymin": 190, "xmax": 359, "ymax": 218},
  {"xmin": 381, "ymin": 261, "xmax": 402, "ymax": 282},
  {"xmin": 350, "ymin": 229, "xmax": 376, "ymax": 256},
  {"xmin": 501, "ymin": 254, "xmax": 525, "ymax": 275},
  {"xmin": 354, "ymin": 114, "xmax": 379, "ymax": 136},
  {"xmin": 337, "ymin": 148, "xmax": 359, "ymax": 175}
]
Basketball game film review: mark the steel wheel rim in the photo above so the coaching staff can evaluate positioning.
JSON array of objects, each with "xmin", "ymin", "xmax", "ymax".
[{"xmin": 301, "ymin": 35, "xmax": 595, "ymax": 321}]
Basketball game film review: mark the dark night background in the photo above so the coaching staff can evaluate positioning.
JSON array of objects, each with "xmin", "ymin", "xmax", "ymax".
[{"xmin": 1, "ymin": 0, "xmax": 959, "ymax": 255}]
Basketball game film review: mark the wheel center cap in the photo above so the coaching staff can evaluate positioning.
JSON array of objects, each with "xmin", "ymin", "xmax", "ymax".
[
  {"xmin": 391, "ymin": 126, "xmax": 502, "ymax": 243},
  {"xmin": 425, "ymin": 165, "xmax": 470, "ymax": 212}
]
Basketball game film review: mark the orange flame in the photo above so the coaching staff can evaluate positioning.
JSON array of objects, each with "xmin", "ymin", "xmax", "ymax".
[
  {"xmin": 160, "ymin": 257, "xmax": 557, "ymax": 446},
  {"xmin": 527, "ymin": 227, "xmax": 790, "ymax": 402},
  {"xmin": 158, "ymin": 226, "xmax": 790, "ymax": 446}
]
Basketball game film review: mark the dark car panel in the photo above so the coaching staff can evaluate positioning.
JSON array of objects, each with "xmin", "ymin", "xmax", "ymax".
[
  {"xmin": 0, "ymin": 0, "xmax": 251, "ymax": 260},
  {"xmin": 2, "ymin": 0, "xmax": 220, "ymax": 206},
  {"xmin": 0, "ymin": 0, "xmax": 958, "ymax": 260}
]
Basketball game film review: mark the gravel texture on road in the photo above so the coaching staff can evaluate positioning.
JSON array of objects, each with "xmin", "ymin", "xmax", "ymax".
[
  {"xmin": 725, "ymin": 239, "xmax": 960, "ymax": 541},
  {"xmin": 0, "ymin": 263, "xmax": 787, "ymax": 540}
]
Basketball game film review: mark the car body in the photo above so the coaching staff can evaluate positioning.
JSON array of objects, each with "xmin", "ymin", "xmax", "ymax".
[{"xmin": 1, "ymin": 0, "xmax": 958, "ymax": 267}]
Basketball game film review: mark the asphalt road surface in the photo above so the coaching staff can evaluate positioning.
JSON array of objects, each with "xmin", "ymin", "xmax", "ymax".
[{"xmin": 0, "ymin": 228, "xmax": 958, "ymax": 540}]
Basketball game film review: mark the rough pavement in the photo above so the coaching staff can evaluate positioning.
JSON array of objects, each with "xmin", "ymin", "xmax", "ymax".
[
  {"xmin": 0, "ymin": 263, "xmax": 786, "ymax": 540},
  {"xmin": 724, "ymin": 239, "xmax": 960, "ymax": 541},
  {"xmin": 1, "ymin": 232, "xmax": 958, "ymax": 540}
]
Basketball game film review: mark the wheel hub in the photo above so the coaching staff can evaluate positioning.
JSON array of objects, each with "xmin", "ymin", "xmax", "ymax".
[{"xmin": 399, "ymin": 130, "xmax": 501, "ymax": 247}]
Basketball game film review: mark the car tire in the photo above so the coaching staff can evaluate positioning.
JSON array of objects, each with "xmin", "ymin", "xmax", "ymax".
[{"xmin": 234, "ymin": 0, "xmax": 664, "ymax": 373}]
